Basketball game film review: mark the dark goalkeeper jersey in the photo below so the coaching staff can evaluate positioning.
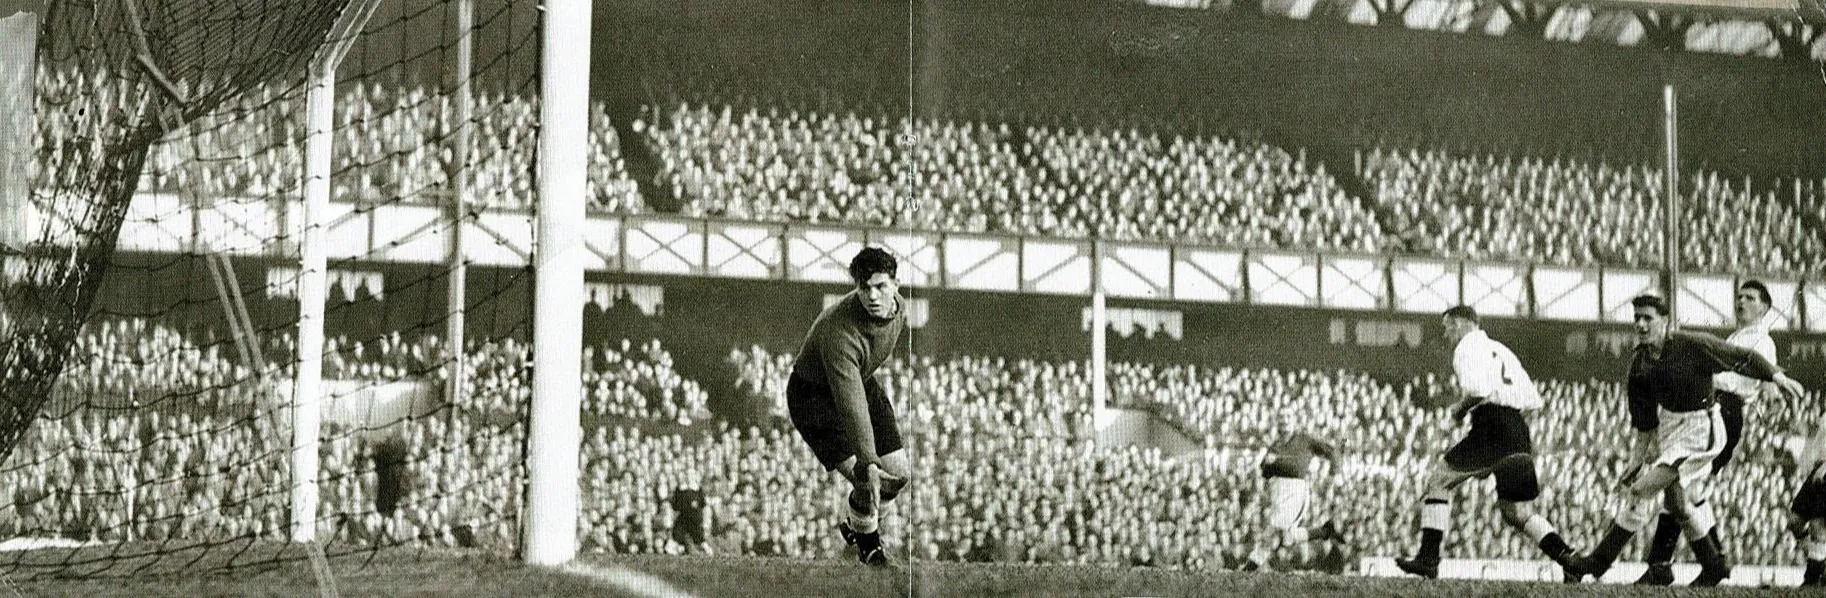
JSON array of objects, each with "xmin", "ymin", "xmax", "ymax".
[{"xmin": 789, "ymin": 291, "xmax": 904, "ymax": 406}]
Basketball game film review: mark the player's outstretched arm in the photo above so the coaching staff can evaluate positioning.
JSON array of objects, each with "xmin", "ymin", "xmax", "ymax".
[
  {"xmin": 1314, "ymin": 436, "xmax": 1340, "ymax": 463},
  {"xmin": 1691, "ymin": 332, "xmax": 1788, "ymax": 388},
  {"xmin": 1773, "ymin": 373, "xmax": 1807, "ymax": 401}
]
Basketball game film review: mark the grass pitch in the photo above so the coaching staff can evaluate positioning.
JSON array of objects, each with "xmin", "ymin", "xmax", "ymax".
[{"xmin": 0, "ymin": 544, "xmax": 1799, "ymax": 597}]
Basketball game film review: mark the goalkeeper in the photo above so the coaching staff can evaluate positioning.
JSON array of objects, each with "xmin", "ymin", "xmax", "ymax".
[{"xmin": 785, "ymin": 247, "xmax": 910, "ymax": 567}]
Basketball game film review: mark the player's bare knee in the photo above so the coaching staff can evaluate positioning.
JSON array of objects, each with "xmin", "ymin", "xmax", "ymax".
[{"xmin": 1627, "ymin": 465, "xmax": 1676, "ymax": 498}]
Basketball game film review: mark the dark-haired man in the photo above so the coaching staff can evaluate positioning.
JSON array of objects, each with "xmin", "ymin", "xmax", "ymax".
[
  {"xmin": 1396, "ymin": 305, "xmax": 1580, "ymax": 579},
  {"xmin": 1567, "ymin": 294, "xmax": 1806, "ymax": 586},
  {"xmin": 1633, "ymin": 280, "xmax": 1779, "ymax": 585},
  {"xmin": 787, "ymin": 247, "xmax": 911, "ymax": 567}
]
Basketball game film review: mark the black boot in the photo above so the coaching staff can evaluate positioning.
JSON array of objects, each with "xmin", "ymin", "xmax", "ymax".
[
  {"xmin": 1395, "ymin": 529, "xmax": 1443, "ymax": 579},
  {"xmin": 1804, "ymin": 559, "xmax": 1825, "ymax": 587},
  {"xmin": 1565, "ymin": 524, "xmax": 1634, "ymax": 581},
  {"xmin": 1689, "ymin": 531, "xmax": 1731, "ymax": 587},
  {"xmin": 840, "ymin": 522, "xmax": 889, "ymax": 566},
  {"xmin": 854, "ymin": 528, "xmax": 889, "ymax": 567},
  {"xmin": 1632, "ymin": 513, "xmax": 1679, "ymax": 585}
]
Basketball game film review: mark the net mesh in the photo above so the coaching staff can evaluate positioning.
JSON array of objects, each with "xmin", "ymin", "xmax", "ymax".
[{"xmin": 2, "ymin": 0, "xmax": 557, "ymax": 579}]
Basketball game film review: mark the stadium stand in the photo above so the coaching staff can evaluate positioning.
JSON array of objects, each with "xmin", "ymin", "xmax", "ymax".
[
  {"xmin": 1361, "ymin": 145, "xmax": 1824, "ymax": 274},
  {"xmin": 37, "ymin": 65, "xmax": 1826, "ymax": 275}
]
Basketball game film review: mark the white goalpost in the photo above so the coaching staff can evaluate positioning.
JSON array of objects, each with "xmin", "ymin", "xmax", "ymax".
[
  {"xmin": 285, "ymin": 0, "xmax": 590, "ymax": 567},
  {"xmin": 523, "ymin": 0, "xmax": 591, "ymax": 567}
]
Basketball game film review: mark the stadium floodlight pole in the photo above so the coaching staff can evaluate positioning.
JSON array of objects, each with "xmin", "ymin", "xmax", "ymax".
[
  {"xmin": 1662, "ymin": 84, "xmax": 1680, "ymax": 316},
  {"xmin": 524, "ymin": 0, "xmax": 590, "ymax": 567},
  {"xmin": 291, "ymin": 0, "xmax": 382, "ymax": 545},
  {"xmin": 444, "ymin": 0, "xmax": 474, "ymax": 422}
]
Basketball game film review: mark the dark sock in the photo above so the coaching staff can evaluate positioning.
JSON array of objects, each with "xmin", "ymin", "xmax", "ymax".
[
  {"xmin": 1805, "ymin": 559, "xmax": 1824, "ymax": 585},
  {"xmin": 1643, "ymin": 513, "xmax": 1680, "ymax": 564},
  {"xmin": 1418, "ymin": 529, "xmax": 1443, "ymax": 562},
  {"xmin": 1538, "ymin": 532, "xmax": 1572, "ymax": 560},
  {"xmin": 1588, "ymin": 523, "xmax": 1635, "ymax": 570},
  {"xmin": 1690, "ymin": 530, "xmax": 1729, "ymax": 571}
]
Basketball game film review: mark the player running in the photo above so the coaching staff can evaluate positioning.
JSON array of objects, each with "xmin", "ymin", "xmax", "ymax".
[
  {"xmin": 1395, "ymin": 305, "xmax": 1580, "ymax": 579},
  {"xmin": 1242, "ymin": 424, "xmax": 1345, "ymax": 572},
  {"xmin": 1633, "ymin": 280, "xmax": 1779, "ymax": 585},
  {"xmin": 786, "ymin": 247, "xmax": 911, "ymax": 567},
  {"xmin": 1565, "ymin": 294, "xmax": 1806, "ymax": 586}
]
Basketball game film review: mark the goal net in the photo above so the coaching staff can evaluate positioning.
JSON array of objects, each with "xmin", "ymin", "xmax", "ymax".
[{"xmin": 1, "ymin": 0, "xmax": 554, "ymax": 578}]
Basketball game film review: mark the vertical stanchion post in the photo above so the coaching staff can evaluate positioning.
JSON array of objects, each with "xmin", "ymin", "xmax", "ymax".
[
  {"xmin": 1091, "ymin": 241, "xmax": 1108, "ymax": 438},
  {"xmin": 1663, "ymin": 84, "xmax": 1680, "ymax": 315},
  {"xmin": 445, "ymin": 0, "xmax": 474, "ymax": 417}
]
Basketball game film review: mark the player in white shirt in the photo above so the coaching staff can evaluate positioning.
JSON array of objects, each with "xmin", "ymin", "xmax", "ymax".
[
  {"xmin": 1634, "ymin": 280, "xmax": 1780, "ymax": 585},
  {"xmin": 1395, "ymin": 306, "xmax": 1580, "ymax": 579}
]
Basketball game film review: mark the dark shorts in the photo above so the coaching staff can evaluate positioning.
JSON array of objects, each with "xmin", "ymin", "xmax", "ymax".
[
  {"xmin": 1713, "ymin": 392, "xmax": 1745, "ymax": 473},
  {"xmin": 1445, "ymin": 405, "xmax": 1540, "ymax": 502},
  {"xmin": 786, "ymin": 374, "xmax": 903, "ymax": 471},
  {"xmin": 671, "ymin": 520, "xmax": 705, "ymax": 545},
  {"xmin": 1260, "ymin": 457, "xmax": 1305, "ymax": 480},
  {"xmin": 1794, "ymin": 477, "xmax": 1826, "ymax": 520}
]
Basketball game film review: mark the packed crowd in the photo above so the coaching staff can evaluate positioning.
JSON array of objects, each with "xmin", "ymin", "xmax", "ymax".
[
  {"xmin": 1021, "ymin": 125, "xmax": 1380, "ymax": 251},
  {"xmin": 640, "ymin": 103, "xmax": 1825, "ymax": 275},
  {"xmin": 32, "ymin": 71, "xmax": 643, "ymax": 213},
  {"xmin": 638, "ymin": 102, "xmax": 1384, "ymax": 252},
  {"xmin": 1362, "ymin": 146, "xmax": 1824, "ymax": 275},
  {"xmin": 5, "ymin": 312, "xmax": 1822, "ymax": 572},
  {"xmin": 33, "ymin": 67, "xmax": 1826, "ymax": 275},
  {"xmin": 0, "ymin": 319, "xmax": 714, "ymax": 555}
]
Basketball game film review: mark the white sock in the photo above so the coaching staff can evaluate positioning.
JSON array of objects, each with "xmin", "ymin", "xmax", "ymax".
[
  {"xmin": 846, "ymin": 495, "xmax": 878, "ymax": 534},
  {"xmin": 1421, "ymin": 500, "xmax": 1451, "ymax": 532},
  {"xmin": 1522, "ymin": 515, "xmax": 1555, "ymax": 544}
]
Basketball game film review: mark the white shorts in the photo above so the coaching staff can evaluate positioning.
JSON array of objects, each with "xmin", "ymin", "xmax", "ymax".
[
  {"xmin": 1267, "ymin": 477, "xmax": 1311, "ymax": 531},
  {"xmin": 1653, "ymin": 405, "xmax": 1726, "ymax": 501}
]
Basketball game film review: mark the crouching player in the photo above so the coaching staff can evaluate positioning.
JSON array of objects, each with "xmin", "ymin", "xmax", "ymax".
[{"xmin": 787, "ymin": 247, "xmax": 911, "ymax": 566}]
